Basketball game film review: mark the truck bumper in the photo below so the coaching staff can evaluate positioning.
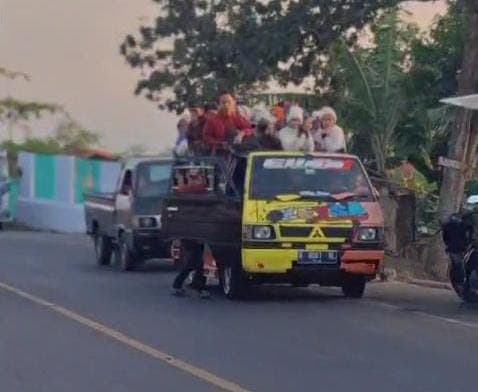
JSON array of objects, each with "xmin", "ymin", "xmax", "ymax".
[
  {"xmin": 126, "ymin": 230, "xmax": 171, "ymax": 260},
  {"xmin": 242, "ymin": 248, "xmax": 384, "ymax": 280}
]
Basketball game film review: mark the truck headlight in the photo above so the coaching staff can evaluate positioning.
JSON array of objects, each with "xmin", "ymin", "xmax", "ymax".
[
  {"xmin": 356, "ymin": 227, "xmax": 378, "ymax": 241},
  {"xmin": 244, "ymin": 225, "xmax": 275, "ymax": 240}
]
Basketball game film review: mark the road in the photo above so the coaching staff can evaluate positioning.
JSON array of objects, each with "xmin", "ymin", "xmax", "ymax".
[{"xmin": 1, "ymin": 231, "xmax": 478, "ymax": 392}]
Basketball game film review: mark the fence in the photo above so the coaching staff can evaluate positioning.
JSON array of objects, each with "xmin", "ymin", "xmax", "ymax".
[{"xmin": 16, "ymin": 152, "xmax": 121, "ymax": 233}]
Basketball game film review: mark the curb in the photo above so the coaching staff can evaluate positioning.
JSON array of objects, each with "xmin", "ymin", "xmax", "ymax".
[{"xmin": 404, "ymin": 278, "xmax": 452, "ymax": 291}]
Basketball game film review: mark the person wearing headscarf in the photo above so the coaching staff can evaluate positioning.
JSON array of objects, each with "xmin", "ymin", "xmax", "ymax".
[
  {"xmin": 173, "ymin": 117, "xmax": 190, "ymax": 158},
  {"xmin": 277, "ymin": 105, "xmax": 314, "ymax": 152},
  {"xmin": 315, "ymin": 106, "xmax": 346, "ymax": 153}
]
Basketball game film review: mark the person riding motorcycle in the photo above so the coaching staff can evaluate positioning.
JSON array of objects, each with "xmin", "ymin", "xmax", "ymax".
[{"xmin": 442, "ymin": 197, "xmax": 478, "ymax": 302}]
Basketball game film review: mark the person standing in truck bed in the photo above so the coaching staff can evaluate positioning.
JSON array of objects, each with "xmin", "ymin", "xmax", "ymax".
[{"xmin": 202, "ymin": 93, "xmax": 252, "ymax": 154}]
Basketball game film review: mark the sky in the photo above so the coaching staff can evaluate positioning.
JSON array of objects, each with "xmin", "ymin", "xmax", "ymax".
[{"xmin": 1, "ymin": 0, "xmax": 447, "ymax": 153}]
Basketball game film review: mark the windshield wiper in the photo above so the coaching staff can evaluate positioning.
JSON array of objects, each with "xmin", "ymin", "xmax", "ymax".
[
  {"xmin": 273, "ymin": 191, "xmax": 333, "ymax": 202},
  {"xmin": 331, "ymin": 192, "xmax": 369, "ymax": 201}
]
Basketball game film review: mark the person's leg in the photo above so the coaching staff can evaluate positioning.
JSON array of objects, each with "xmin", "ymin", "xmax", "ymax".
[
  {"xmin": 172, "ymin": 241, "xmax": 195, "ymax": 290},
  {"xmin": 190, "ymin": 243, "xmax": 207, "ymax": 292}
]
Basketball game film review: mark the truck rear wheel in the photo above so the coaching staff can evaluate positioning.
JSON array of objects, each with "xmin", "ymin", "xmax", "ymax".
[
  {"xmin": 220, "ymin": 264, "xmax": 245, "ymax": 300},
  {"xmin": 342, "ymin": 274, "xmax": 366, "ymax": 299},
  {"xmin": 94, "ymin": 234, "xmax": 113, "ymax": 266}
]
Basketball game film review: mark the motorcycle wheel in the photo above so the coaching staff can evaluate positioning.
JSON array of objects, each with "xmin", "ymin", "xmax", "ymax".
[{"xmin": 463, "ymin": 256, "xmax": 478, "ymax": 303}]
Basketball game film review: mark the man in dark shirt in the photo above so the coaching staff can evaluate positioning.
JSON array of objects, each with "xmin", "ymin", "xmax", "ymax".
[{"xmin": 187, "ymin": 103, "xmax": 208, "ymax": 156}]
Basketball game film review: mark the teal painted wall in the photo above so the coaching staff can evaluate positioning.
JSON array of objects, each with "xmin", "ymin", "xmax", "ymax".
[
  {"xmin": 34, "ymin": 154, "xmax": 56, "ymax": 200},
  {"xmin": 74, "ymin": 158, "xmax": 101, "ymax": 203}
]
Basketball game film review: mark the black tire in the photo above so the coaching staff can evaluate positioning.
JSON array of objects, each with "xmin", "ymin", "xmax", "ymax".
[
  {"xmin": 219, "ymin": 264, "xmax": 245, "ymax": 299},
  {"xmin": 342, "ymin": 274, "xmax": 366, "ymax": 299},
  {"xmin": 94, "ymin": 233, "xmax": 112, "ymax": 266},
  {"xmin": 448, "ymin": 263, "xmax": 466, "ymax": 299},
  {"xmin": 116, "ymin": 237, "xmax": 138, "ymax": 271},
  {"xmin": 463, "ymin": 257, "xmax": 478, "ymax": 303}
]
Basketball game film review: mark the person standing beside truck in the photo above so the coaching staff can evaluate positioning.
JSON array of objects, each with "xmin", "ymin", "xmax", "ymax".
[{"xmin": 172, "ymin": 240, "xmax": 209, "ymax": 298}]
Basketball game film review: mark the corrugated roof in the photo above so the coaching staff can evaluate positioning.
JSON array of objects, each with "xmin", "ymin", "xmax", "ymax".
[{"xmin": 440, "ymin": 94, "xmax": 478, "ymax": 110}]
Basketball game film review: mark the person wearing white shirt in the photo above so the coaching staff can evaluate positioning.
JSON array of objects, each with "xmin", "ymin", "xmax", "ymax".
[
  {"xmin": 314, "ymin": 106, "xmax": 346, "ymax": 153},
  {"xmin": 278, "ymin": 105, "xmax": 314, "ymax": 152}
]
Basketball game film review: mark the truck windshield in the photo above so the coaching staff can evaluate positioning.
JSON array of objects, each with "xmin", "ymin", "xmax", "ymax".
[
  {"xmin": 250, "ymin": 156, "xmax": 373, "ymax": 201},
  {"xmin": 136, "ymin": 162, "xmax": 171, "ymax": 198}
]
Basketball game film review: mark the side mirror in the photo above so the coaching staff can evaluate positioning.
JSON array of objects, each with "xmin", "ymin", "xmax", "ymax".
[{"xmin": 120, "ymin": 185, "xmax": 132, "ymax": 196}]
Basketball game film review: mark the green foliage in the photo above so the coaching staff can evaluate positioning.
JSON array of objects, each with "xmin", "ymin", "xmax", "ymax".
[
  {"xmin": 1, "ymin": 139, "xmax": 63, "ymax": 172},
  {"xmin": 0, "ymin": 67, "xmax": 30, "ymax": 81},
  {"xmin": 0, "ymin": 97, "xmax": 58, "ymax": 120},
  {"xmin": 325, "ymin": 8, "xmax": 417, "ymax": 173},
  {"xmin": 121, "ymin": 0, "xmax": 402, "ymax": 113},
  {"xmin": 54, "ymin": 119, "xmax": 101, "ymax": 152},
  {"xmin": 1, "ymin": 120, "xmax": 101, "ymax": 158},
  {"xmin": 401, "ymin": 1, "xmax": 467, "ymax": 177}
]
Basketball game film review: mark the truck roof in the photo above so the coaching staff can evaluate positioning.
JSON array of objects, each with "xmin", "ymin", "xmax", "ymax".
[
  {"xmin": 122, "ymin": 156, "xmax": 173, "ymax": 170},
  {"xmin": 248, "ymin": 151, "xmax": 360, "ymax": 160}
]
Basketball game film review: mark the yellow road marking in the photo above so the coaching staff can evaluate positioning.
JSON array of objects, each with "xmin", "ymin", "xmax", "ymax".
[{"xmin": 0, "ymin": 281, "xmax": 252, "ymax": 392}]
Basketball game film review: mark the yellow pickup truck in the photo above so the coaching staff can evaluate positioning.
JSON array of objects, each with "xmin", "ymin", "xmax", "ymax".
[{"xmin": 162, "ymin": 151, "xmax": 384, "ymax": 299}]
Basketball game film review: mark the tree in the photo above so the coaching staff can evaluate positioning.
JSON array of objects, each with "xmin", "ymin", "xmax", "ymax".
[
  {"xmin": 436, "ymin": 0, "xmax": 478, "ymax": 222},
  {"xmin": 323, "ymin": 8, "xmax": 418, "ymax": 174},
  {"xmin": 0, "ymin": 66, "xmax": 30, "ymax": 81},
  {"xmin": 401, "ymin": 0, "xmax": 478, "ymax": 277},
  {"xmin": 402, "ymin": 0, "xmax": 467, "ymax": 177},
  {"xmin": 0, "ymin": 66, "xmax": 59, "ymax": 140},
  {"xmin": 54, "ymin": 118, "xmax": 101, "ymax": 152},
  {"xmin": 121, "ymin": 0, "xmax": 405, "ymax": 113},
  {"xmin": 0, "ymin": 98, "xmax": 59, "ymax": 140}
]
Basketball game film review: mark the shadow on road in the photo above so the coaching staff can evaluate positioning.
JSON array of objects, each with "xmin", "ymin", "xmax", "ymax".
[{"xmin": 204, "ymin": 285, "xmax": 346, "ymax": 304}]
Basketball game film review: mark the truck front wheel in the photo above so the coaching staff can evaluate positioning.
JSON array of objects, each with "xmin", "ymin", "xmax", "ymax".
[
  {"xmin": 220, "ymin": 264, "xmax": 246, "ymax": 300},
  {"xmin": 341, "ymin": 274, "xmax": 366, "ymax": 299},
  {"xmin": 116, "ymin": 237, "xmax": 139, "ymax": 271},
  {"xmin": 94, "ymin": 234, "xmax": 113, "ymax": 266}
]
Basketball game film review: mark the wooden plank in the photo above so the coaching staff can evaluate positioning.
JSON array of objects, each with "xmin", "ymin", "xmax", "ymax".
[{"xmin": 438, "ymin": 156, "xmax": 462, "ymax": 170}]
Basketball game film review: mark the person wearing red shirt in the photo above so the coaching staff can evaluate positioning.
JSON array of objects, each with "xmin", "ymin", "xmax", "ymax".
[{"xmin": 202, "ymin": 93, "xmax": 252, "ymax": 153}]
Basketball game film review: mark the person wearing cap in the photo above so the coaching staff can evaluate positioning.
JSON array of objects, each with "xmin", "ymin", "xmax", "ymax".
[
  {"xmin": 315, "ymin": 106, "xmax": 346, "ymax": 153},
  {"xmin": 277, "ymin": 105, "xmax": 314, "ymax": 152},
  {"xmin": 202, "ymin": 93, "xmax": 252, "ymax": 154}
]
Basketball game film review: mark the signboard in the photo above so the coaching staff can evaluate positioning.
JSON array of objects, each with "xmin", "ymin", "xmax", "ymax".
[
  {"xmin": 438, "ymin": 156, "xmax": 462, "ymax": 170},
  {"xmin": 263, "ymin": 158, "xmax": 353, "ymax": 170}
]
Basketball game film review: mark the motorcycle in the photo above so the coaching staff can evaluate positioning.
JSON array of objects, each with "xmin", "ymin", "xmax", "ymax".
[{"xmin": 442, "ymin": 204, "xmax": 478, "ymax": 303}]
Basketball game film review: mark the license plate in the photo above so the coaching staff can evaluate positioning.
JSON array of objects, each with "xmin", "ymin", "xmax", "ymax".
[{"xmin": 298, "ymin": 250, "xmax": 338, "ymax": 265}]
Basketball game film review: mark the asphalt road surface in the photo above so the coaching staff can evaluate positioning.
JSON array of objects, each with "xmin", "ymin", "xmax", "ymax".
[{"xmin": 1, "ymin": 231, "xmax": 478, "ymax": 392}]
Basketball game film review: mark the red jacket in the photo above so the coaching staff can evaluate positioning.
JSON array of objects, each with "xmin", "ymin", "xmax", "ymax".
[{"xmin": 203, "ymin": 113, "xmax": 252, "ymax": 149}]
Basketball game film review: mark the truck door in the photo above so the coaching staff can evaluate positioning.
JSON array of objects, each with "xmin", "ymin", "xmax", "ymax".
[
  {"xmin": 115, "ymin": 169, "xmax": 133, "ymax": 236},
  {"xmin": 162, "ymin": 161, "xmax": 242, "ymax": 247}
]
